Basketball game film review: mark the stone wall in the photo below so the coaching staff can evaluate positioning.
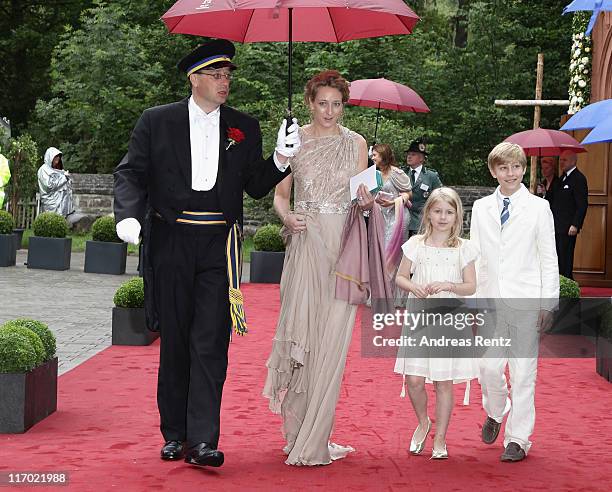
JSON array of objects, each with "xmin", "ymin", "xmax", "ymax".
[
  {"xmin": 454, "ymin": 185, "xmax": 496, "ymax": 234},
  {"xmin": 69, "ymin": 174, "xmax": 495, "ymax": 235},
  {"xmin": 70, "ymin": 174, "xmax": 114, "ymax": 231}
]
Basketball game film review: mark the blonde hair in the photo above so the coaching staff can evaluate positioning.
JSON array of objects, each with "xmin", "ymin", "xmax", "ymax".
[
  {"xmin": 487, "ymin": 142, "xmax": 527, "ymax": 171},
  {"xmin": 418, "ymin": 187, "xmax": 464, "ymax": 247}
]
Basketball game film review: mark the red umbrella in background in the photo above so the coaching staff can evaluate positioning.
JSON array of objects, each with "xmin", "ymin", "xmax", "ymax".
[
  {"xmin": 162, "ymin": 0, "xmax": 420, "ymax": 115},
  {"xmin": 348, "ymin": 77, "xmax": 429, "ymax": 144},
  {"xmin": 503, "ymin": 128, "xmax": 587, "ymax": 156}
]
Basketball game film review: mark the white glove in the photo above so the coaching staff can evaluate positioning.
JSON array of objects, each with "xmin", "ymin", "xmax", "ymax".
[
  {"xmin": 116, "ymin": 217, "xmax": 141, "ymax": 245},
  {"xmin": 275, "ymin": 118, "xmax": 301, "ymax": 158},
  {"xmin": 368, "ymin": 146, "xmax": 373, "ymax": 158}
]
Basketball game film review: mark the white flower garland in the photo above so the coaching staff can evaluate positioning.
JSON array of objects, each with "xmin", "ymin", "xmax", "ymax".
[{"xmin": 568, "ymin": 12, "xmax": 592, "ymax": 114}]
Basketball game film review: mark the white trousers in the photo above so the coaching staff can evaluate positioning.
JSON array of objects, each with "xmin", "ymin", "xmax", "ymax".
[{"xmin": 479, "ymin": 307, "xmax": 539, "ymax": 453}]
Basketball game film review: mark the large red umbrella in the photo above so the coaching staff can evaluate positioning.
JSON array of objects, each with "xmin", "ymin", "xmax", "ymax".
[
  {"xmin": 162, "ymin": 0, "xmax": 419, "ymax": 114},
  {"xmin": 347, "ymin": 77, "xmax": 429, "ymax": 144},
  {"xmin": 503, "ymin": 128, "xmax": 587, "ymax": 157}
]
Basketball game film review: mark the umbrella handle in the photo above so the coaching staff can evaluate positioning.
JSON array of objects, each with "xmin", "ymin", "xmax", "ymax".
[
  {"xmin": 286, "ymin": 8, "xmax": 294, "ymax": 147},
  {"xmin": 285, "ymin": 108, "xmax": 293, "ymax": 147}
]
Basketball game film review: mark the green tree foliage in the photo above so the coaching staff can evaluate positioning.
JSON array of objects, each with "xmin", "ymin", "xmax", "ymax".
[
  {"xmin": 0, "ymin": 0, "xmax": 92, "ymax": 132},
  {"xmin": 5, "ymin": 134, "xmax": 39, "ymax": 215},
  {"xmin": 27, "ymin": 1, "xmax": 195, "ymax": 173},
  {"xmin": 8, "ymin": 0, "xmax": 572, "ymax": 188}
]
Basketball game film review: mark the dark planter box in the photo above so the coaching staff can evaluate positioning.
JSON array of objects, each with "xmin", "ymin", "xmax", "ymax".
[
  {"xmin": 596, "ymin": 337, "xmax": 611, "ymax": 383},
  {"xmin": 27, "ymin": 236, "xmax": 71, "ymax": 271},
  {"xmin": 0, "ymin": 357, "xmax": 58, "ymax": 433},
  {"xmin": 112, "ymin": 307, "xmax": 159, "ymax": 345},
  {"xmin": 13, "ymin": 228, "xmax": 24, "ymax": 250},
  {"xmin": 550, "ymin": 298, "xmax": 582, "ymax": 335},
  {"xmin": 249, "ymin": 251, "xmax": 285, "ymax": 283},
  {"xmin": 0, "ymin": 233, "xmax": 17, "ymax": 267},
  {"xmin": 84, "ymin": 240, "xmax": 127, "ymax": 275}
]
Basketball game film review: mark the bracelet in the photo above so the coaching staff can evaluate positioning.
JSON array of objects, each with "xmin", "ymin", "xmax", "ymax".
[{"xmin": 362, "ymin": 209, "xmax": 371, "ymax": 218}]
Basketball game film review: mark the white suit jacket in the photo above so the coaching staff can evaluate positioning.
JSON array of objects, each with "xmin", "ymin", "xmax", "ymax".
[{"xmin": 470, "ymin": 185, "xmax": 559, "ymax": 311}]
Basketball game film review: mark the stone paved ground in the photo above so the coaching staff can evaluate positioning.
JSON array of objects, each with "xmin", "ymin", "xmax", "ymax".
[
  {"xmin": 0, "ymin": 251, "xmax": 140, "ymax": 375},
  {"xmin": 0, "ymin": 249, "xmax": 251, "ymax": 375}
]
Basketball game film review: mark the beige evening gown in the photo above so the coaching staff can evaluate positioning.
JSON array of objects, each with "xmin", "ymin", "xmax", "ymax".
[{"xmin": 263, "ymin": 125, "xmax": 361, "ymax": 466}]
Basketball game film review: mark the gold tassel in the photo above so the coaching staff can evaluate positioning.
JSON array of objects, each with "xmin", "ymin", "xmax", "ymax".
[
  {"xmin": 227, "ymin": 223, "xmax": 247, "ymax": 336},
  {"xmin": 229, "ymin": 286, "xmax": 247, "ymax": 336}
]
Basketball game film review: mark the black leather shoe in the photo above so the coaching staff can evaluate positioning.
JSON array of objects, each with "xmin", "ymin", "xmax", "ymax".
[
  {"xmin": 184, "ymin": 443, "xmax": 224, "ymax": 467},
  {"xmin": 500, "ymin": 442, "xmax": 526, "ymax": 462},
  {"xmin": 161, "ymin": 440, "xmax": 184, "ymax": 460},
  {"xmin": 481, "ymin": 416, "xmax": 502, "ymax": 444}
]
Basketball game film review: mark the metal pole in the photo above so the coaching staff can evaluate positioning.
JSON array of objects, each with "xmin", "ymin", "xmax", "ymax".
[
  {"xmin": 373, "ymin": 102, "xmax": 381, "ymax": 145},
  {"xmin": 287, "ymin": 7, "xmax": 293, "ymax": 118}
]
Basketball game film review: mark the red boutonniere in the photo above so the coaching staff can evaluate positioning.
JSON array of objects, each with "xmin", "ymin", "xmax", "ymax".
[{"xmin": 226, "ymin": 127, "xmax": 245, "ymax": 150}]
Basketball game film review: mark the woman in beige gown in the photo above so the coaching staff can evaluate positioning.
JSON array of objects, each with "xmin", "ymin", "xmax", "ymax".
[{"xmin": 263, "ymin": 70, "xmax": 372, "ymax": 466}]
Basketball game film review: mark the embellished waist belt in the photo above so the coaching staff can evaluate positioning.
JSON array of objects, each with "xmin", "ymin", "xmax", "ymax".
[
  {"xmin": 175, "ymin": 210, "xmax": 247, "ymax": 337},
  {"xmin": 294, "ymin": 201, "xmax": 350, "ymax": 214}
]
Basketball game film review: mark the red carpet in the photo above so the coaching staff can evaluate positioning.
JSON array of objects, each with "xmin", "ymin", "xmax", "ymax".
[
  {"xmin": 2, "ymin": 284, "xmax": 611, "ymax": 491},
  {"xmin": 581, "ymin": 286, "xmax": 612, "ymax": 297}
]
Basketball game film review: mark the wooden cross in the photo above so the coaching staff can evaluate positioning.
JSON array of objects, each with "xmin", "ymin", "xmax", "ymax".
[{"xmin": 494, "ymin": 54, "xmax": 569, "ymax": 193}]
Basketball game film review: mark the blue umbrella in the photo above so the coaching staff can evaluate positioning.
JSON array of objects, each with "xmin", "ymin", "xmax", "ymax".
[
  {"xmin": 560, "ymin": 99, "xmax": 612, "ymax": 130},
  {"xmin": 581, "ymin": 114, "xmax": 612, "ymax": 144},
  {"xmin": 563, "ymin": 1, "xmax": 612, "ymax": 35}
]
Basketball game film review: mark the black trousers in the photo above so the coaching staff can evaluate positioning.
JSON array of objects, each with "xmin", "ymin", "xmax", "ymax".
[
  {"xmin": 150, "ymin": 218, "xmax": 230, "ymax": 447},
  {"xmin": 555, "ymin": 232, "xmax": 577, "ymax": 280}
]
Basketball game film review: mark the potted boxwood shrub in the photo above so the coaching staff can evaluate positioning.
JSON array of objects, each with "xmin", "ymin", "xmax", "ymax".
[
  {"xmin": 0, "ymin": 210, "xmax": 17, "ymax": 267},
  {"xmin": 112, "ymin": 277, "xmax": 158, "ymax": 345},
  {"xmin": 84, "ymin": 215, "xmax": 127, "ymax": 275},
  {"xmin": 249, "ymin": 224, "xmax": 285, "ymax": 283},
  {"xmin": 27, "ymin": 212, "xmax": 71, "ymax": 270},
  {"xmin": 550, "ymin": 275, "xmax": 581, "ymax": 335},
  {"xmin": 0, "ymin": 318, "xmax": 58, "ymax": 433}
]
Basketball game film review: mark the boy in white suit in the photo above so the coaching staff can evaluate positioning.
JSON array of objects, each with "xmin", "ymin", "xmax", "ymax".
[{"xmin": 470, "ymin": 142, "xmax": 559, "ymax": 462}]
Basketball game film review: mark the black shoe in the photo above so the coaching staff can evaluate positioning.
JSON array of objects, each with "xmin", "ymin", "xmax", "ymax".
[
  {"xmin": 184, "ymin": 443, "xmax": 224, "ymax": 467},
  {"xmin": 160, "ymin": 440, "xmax": 184, "ymax": 461},
  {"xmin": 481, "ymin": 416, "xmax": 502, "ymax": 444},
  {"xmin": 500, "ymin": 442, "xmax": 526, "ymax": 462}
]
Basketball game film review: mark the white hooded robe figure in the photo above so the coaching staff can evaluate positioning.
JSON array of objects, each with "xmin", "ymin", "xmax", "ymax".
[{"xmin": 38, "ymin": 147, "xmax": 74, "ymax": 217}]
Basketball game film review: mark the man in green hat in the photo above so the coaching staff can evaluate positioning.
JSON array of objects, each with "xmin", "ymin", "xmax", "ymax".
[{"xmin": 405, "ymin": 138, "xmax": 442, "ymax": 236}]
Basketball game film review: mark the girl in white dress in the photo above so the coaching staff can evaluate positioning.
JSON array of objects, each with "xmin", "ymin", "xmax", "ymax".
[{"xmin": 394, "ymin": 187, "xmax": 479, "ymax": 459}]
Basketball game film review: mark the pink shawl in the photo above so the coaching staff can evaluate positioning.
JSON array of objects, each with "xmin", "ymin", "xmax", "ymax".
[{"xmin": 335, "ymin": 203, "xmax": 393, "ymax": 304}]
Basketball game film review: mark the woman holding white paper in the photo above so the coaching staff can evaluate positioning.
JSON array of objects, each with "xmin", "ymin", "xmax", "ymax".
[
  {"xmin": 263, "ymin": 70, "xmax": 373, "ymax": 466},
  {"xmin": 372, "ymin": 144, "xmax": 412, "ymax": 305}
]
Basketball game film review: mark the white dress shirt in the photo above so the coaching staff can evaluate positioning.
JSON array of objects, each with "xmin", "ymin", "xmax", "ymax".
[
  {"xmin": 562, "ymin": 166, "xmax": 576, "ymax": 180},
  {"xmin": 189, "ymin": 96, "xmax": 220, "ymax": 191},
  {"xmin": 409, "ymin": 164, "xmax": 423, "ymax": 183},
  {"xmin": 495, "ymin": 184, "xmax": 526, "ymax": 217}
]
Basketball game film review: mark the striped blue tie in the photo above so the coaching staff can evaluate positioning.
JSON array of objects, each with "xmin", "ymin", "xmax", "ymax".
[{"xmin": 500, "ymin": 197, "xmax": 510, "ymax": 226}]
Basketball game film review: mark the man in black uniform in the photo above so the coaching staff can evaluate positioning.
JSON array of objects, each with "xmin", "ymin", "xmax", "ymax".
[
  {"xmin": 113, "ymin": 39, "xmax": 300, "ymax": 467},
  {"xmin": 549, "ymin": 150, "xmax": 588, "ymax": 279}
]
